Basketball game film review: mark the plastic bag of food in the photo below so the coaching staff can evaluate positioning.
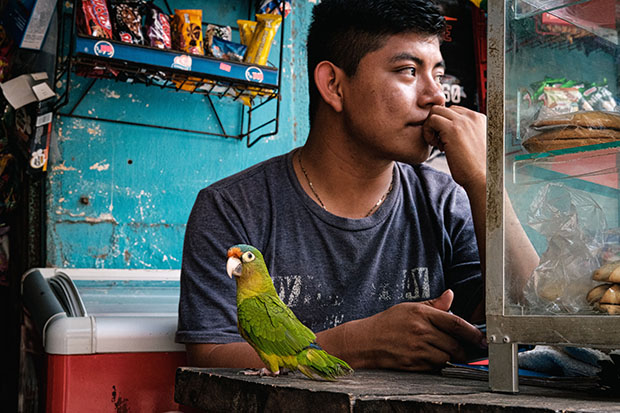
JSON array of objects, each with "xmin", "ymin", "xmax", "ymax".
[
  {"xmin": 258, "ymin": 0, "xmax": 291, "ymax": 17},
  {"xmin": 78, "ymin": 0, "xmax": 113, "ymax": 39},
  {"xmin": 144, "ymin": 2, "xmax": 171, "ymax": 49},
  {"xmin": 521, "ymin": 110, "xmax": 620, "ymax": 153},
  {"xmin": 244, "ymin": 13, "xmax": 282, "ymax": 66},
  {"xmin": 237, "ymin": 19, "xmax": 257, "ymax": 46},
  {"xmin": 171, "ymin": 9, "xmax": 204, "ymax": 55},
  {"xmin": 210, "ymin": 37, "xmax": 246, "ymax": 62},
  {"xmin": 110, "ymin": 0, "xmax": 146, "ymax": 45},
  {"xmin": 204, "ymin": 24, "xmax": 232, "ymax": 56},
  {"xmin": 523, "ymin": 183, "xmax": 606, "ymax": 314}
]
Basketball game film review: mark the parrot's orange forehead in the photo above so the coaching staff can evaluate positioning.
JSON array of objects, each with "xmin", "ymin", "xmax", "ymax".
[{"xmin": 227, "ymin": 247, "xmax": 242, "ymax": 258}]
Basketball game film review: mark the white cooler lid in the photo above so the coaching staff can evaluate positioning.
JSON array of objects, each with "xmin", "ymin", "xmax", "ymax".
[{"xmin": 23, "ymin": 268, "xmax": 185, "ymax": 355}]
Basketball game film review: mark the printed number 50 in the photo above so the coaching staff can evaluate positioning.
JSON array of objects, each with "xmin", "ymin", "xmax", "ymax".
[{"xmin": 442, "ymin": 83, "xmax": 461, "ymax": 104}]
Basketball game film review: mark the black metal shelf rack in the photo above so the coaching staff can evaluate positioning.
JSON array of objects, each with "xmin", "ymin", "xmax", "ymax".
[{"xmin": 54, "ymin": 0, "xmax": 285, "ymax": 147}]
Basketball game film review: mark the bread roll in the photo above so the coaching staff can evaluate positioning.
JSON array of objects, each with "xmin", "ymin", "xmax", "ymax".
[
  {"xmin": 586, "ymin": 283, "xmax": 612, "ymax": 304},
  {"xmin": 522, "ymin": 128, "xmax": 620, "ymax": 153},
  {"xmin": 600, "ymin": 284, "xmax": 620, "ymax": 305},
  {"xmin": 597, "ymin": 303, "xmax": 620, "ymax": 315},
  {"xmin": 592, "ymin": 260, "xmax": 620, "ymax": 283},
  {"xmin": 532, "ymin": 111, "xmax": 620, "ymax": 130}
]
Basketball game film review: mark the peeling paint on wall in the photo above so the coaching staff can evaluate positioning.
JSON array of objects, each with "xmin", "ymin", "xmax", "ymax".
[
  {"xmin": 102, "ymin": 88, "xmax": 121, "ymax": 99},
  {"xmin": 89, "ymin": 161, "xmax": 110, "ymax": 171},
  {"xmin": 53, "ymin": 162, "xmax": 77, "ymax": 171},
  {"xmin": 47, "ymin": 0, "xmax": 311, "ymax": 269}
]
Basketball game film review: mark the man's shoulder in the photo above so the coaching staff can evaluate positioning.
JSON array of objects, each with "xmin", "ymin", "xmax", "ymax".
[{"xmin": 203, "ymin": 152, "xmax": 290, "ymax": 194}]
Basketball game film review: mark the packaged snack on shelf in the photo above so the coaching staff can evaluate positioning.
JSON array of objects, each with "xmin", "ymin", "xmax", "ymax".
[
  {"xmin": 582, "ymin": 83, "xmax": 618, "ymax": 112},
  {"xmin": 110, "ymin": 0, "xmax": 146, "ymax": 45},
  {"xmin": 78, "ymin": 0, "xmax": 113, "ymax": 39},
  {"xmin": 204, "ymin": 24, "xmax": 231, "ymax": 56},
  {"xmin": 144, "ymin": 2, "xmax": 170, "ymax": 49},
  {"xmin": 244, "ymin": 13, "xmax": 282, "ymax": 66},
  {"xmin": 521, "ymin": 110, "xmax": 620, "ymax": 153},
  {"xmin": 237, "ymin": 19, "xmax": 256, "ymax": 46},
  {"xmin": 171, "ymin": 9, "xmax": 204, "ymax": 55},
  {"xmin": 258, "ymin": 0, "xmax": 291, "ymax": 18},
  {"xmin": 210, "ymin": 37, "xmax": 246, "ymax": 62}
]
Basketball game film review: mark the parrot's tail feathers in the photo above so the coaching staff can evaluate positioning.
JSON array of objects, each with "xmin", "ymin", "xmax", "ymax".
[{"xmin": 298, "ymin": 345, "xmax": 354, "ymax": 381}]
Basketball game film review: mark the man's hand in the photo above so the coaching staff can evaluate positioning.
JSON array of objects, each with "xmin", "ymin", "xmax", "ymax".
[
  {"xmin": 422, "ymin": 105, "xmax": 487, "ymax": 192},
  {"xmin": 339, "ymin": 290, "xmax": 485, "ymax": 371}
]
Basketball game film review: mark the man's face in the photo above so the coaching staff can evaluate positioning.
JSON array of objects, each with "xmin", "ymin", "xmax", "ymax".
[{"xmin": 340, "ymin": 32, "xmax": 446, "ymax": 164}]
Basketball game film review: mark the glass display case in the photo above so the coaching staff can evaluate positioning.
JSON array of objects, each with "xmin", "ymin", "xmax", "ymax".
[{"xmin": 486, "ymin": 0, "xmax": 619, "ymax": 392}]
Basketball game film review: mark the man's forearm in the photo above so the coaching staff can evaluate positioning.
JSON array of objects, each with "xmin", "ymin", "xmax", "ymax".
[{"xmin": 186, "ymin": 342, "xmax": 265, "ymax": 368}]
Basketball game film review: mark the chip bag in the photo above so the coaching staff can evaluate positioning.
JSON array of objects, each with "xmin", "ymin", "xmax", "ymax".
[
  {"xmin": 244, "ymin": 13, "xmax": 282, "ymax": 66},
  {"xmin": 79, "ymin": 0, "xmax": 113, "ymax": 39},
  {"xmin": 172, "ymin": 9, "xmax": 204, "ymax": 55},
  {"xmin": 237, "ymin": 19, "xmax": 257, "ymax": 46},
  {"xmin": 204, "ymin": 24, "xmax": 232, "ymax": 56},
  {"xmin": 145, "ymin": 2, "xmax": 171, "ymax": 49}
]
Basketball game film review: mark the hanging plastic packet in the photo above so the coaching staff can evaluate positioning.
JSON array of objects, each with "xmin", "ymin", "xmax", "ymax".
[
  {"xmin": 244, "ymin": 13, "xmax": 282, "ymax": 66},
  {"xmin": 582, "ymin": 83, "xmax": 618, "ymax": 112},
  {"xmin": 210, "ymin": 37, "xmax": 246, "ymax": 62},
  {"xmin": 237, "ymin": 19, "xmax": 257, "ymax": 46},
  {"xmin": 204, "ymin": 24, "xmax": 232, "ymax": 56},
  {"xmin": 258, "ymin": 0, "xmax": 292, "ymax": 18},
  {"xmin": 144, "ymin": 2, "xmax": 171, "ymax": 49},
  {"xmin": 172, "ymin": 9, "xmax": 204, "ymax": 55},
  {"xmin": 110, "ymin": 0, "xmax": 146, "ymax": 45},
  {"xmin": 79, "ymin": 0, "xmax": 113, "ymax": 39}
]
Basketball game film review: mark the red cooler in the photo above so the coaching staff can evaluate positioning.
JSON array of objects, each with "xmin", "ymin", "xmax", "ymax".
[{"xmin": 21, "ymin": 268, "xmax": 193, "ymax": 412}]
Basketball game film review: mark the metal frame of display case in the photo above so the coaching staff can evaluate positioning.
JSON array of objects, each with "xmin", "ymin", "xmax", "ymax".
[
  {"xmin": 486, "ymin": 0, "xmax": 620, "ymax": 393},
  {"xmin": 54, "ymin": 0, "xmax": 285, "ymax": 147}
]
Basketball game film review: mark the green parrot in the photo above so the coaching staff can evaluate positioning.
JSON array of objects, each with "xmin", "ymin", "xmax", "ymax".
[{"xmin": 226, "ymin": 244, "xmax": 353, "ymax": 381}]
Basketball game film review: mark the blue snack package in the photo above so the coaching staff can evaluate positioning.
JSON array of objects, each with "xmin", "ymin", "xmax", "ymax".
[{"xmin": 211, "ymin": 36, "xmax": 247, "ymax": 62}]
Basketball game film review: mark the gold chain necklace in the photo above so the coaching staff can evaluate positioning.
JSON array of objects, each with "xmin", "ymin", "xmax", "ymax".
[{"xmin": 297, "ymin": 149, "xmax": 394, "ymax": 217}]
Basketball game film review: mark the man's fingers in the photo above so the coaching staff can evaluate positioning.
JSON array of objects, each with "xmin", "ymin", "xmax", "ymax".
[
  {"xmin": 425, "ymin": 328, "xmax": 467, "ymax": 363},
  {"xmin": 428, "ymin": 309, "xmax": 485, "ymax": 348},
  {"xmin": 424, "ymin": 289, "xmax": 453, "ymax": 311}
]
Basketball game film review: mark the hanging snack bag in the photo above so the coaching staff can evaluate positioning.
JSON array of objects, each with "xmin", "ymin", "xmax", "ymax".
[
  {"xmin": 258, "ymin": 0, "xmax": 292, "ymax": 18},
  {"xmin": 172, "ymin": 9, "xmax": 204, "ymax": 55},
  {"xmin": 110, "ymin": 0, "xmax": 146, "ymax": 45},
  {"xmin": 204, "ymin": 24, "xmax": 231, "ymax": 56},
  {"xmin": 244, "ymin": 13, "xmax": 282, "ymax": 66},
  {"xmin": 237, "ymin": 19, "xmax": 257, "ymax": 46},
  {"xmin": 144, "ymin": 2, "xmax": 171, "ymax": 49},
  {"xmin": 79, "ymin": 0, "xmax": 113, "ymax": 39}
]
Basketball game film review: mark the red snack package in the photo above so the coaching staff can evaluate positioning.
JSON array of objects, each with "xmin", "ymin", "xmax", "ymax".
[
  {"xmin": 79, "ymin": 0, "xmax": 113, "ymax": 39},
  {"xmin": 144, "ymin": 2, "xmax": 171, "ymax": 49}
]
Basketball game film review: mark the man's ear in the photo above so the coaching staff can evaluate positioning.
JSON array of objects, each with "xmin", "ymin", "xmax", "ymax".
[{"xmin": 314, "ymin": 61, "xmax": 345, "ymax": 113}]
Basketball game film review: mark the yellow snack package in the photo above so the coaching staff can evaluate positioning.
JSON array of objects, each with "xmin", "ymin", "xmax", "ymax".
[
  {"xmin": 172, "ymin": 9, "xmax": 204, "ymax": 55},
  {"xmin": 237, "ymin": 19, "xmax": 257, "ymax": 47},
  {"xmin": 244, "ymin": 14, "xmax": 282, "ymax": 66}
]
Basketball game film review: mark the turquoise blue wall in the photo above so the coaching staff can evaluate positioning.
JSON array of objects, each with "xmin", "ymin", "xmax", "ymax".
[{"xmin": 46, "ymin": 0, "xmax": 313, "ymax": 268}]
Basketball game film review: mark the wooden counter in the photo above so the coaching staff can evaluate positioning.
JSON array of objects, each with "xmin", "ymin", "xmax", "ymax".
[{"xmin": 174, "ymin": 367, "xmax": 620, "ymax": 412}]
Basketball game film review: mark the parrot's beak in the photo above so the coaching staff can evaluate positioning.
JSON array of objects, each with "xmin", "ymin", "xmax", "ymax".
[{"xmin": 226, "ymin": 256, "xmax": 242, "ymax": 278}]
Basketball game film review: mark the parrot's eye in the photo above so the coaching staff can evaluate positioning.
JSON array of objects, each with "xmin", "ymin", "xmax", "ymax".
[{"xmin": 242, "ymin": 251, "xmax": 255, "ymax": 262}]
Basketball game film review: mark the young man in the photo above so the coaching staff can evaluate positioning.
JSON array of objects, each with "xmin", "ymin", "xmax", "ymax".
[{"xmin": 176, "ymin": 0, "xmax": 503, "ymax": 371}]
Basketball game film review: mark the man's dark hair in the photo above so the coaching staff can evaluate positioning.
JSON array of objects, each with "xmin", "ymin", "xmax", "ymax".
[{"xmin": 306, "ymin": 0, "xmax": 446, "ymax": 126}]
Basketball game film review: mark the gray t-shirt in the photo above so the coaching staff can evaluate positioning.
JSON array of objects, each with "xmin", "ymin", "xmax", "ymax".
[{"xmin": 175, "ymin": 150, "xmax": 482, "ymax": 344}]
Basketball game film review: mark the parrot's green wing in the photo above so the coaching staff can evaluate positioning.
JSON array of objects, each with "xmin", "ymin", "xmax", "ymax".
[{"xmin": 237, "ymin": 293, "xmax": 316, "ymax": 356}]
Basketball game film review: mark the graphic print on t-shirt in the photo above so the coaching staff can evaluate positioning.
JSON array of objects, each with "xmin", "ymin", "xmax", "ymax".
[{"xmin": 404, "ymin": 267, "xmax": 430, "ymax": 300}]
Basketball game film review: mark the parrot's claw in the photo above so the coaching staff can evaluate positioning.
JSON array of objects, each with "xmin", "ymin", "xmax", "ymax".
[
  {"xmin": 239, "ymin": 368, "xmax": 291, "ymax": 377},
  {"xmin": 240, "ymin": 368, "xmax": 278, "ymax": 377}
]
